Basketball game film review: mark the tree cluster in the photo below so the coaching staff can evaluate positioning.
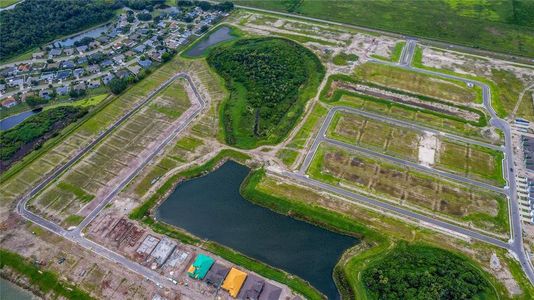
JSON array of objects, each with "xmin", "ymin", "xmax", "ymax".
[
  {"xmin": 0, "ymin": 0, "xmax": 115, "ymax": 60},
  {"xmin": 208, "ymin": 37, "xmax": 322, "ymax": 145},
  {"xmin": 362, "ymin": 243, "xmax": 490, "ymax": 300},
  {"xmin": 0, "ymin": 106, "xmax": 88, "ymax": 169},
  {"xmin": 109, "ymin": 78, "xmax": 128, "ymax": 94},
  {"xmin": 177, "ymin": 0, "xmax": 233, "ymax": 12}
]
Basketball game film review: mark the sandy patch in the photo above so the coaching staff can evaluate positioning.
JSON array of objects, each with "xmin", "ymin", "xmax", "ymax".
[{"xmin": 418, "ymin": 132, "xmax": 439, "ymax": 167}]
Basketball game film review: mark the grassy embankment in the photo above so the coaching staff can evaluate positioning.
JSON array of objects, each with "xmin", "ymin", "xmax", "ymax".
[
  {"xmin": 232, "ymin": 0, "xmax": 534, "ymax": 57},
  {"xmin": 371, "ymin": 41, "xmax": 405, "ymax": 62},
  {"xmin": 0, "ymin": 249, "xmax": 93, "ymax": 300},
  {"xmin": 332, "ymin": 53, "xmax": 358, "ymax": 66},
  {"xmin": 208, "ymin": 37, "xmax": 325, "ymax": 149}
]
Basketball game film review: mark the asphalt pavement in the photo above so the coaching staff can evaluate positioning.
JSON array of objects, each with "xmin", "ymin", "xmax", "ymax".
[{"xmin": 15, "ymin": 72, "xmax": 207, "ymax": 289}]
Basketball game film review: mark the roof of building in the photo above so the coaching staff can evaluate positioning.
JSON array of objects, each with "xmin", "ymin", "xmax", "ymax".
[
  {"xmin": 258, "ymin": 282, "xmax": 282, "ymax": 300},
  {"xmin": 204, "ymin": 263, "xmax": 229, "ymax": 286},
  {"xmin": 187, "ymin": 254, "xmax": 214, "ymax": 280},
  {"xmin": 237, "ymin": 274, "xmax": 265, "ymax": 300},
  {"xmin": 221, "ymin": 268, "xmax": 247, "ymax": 298}
]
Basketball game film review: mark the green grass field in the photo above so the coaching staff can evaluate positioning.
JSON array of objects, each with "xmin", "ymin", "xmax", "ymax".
[{"xmin": 234, "ymin": 0, "xmax": 534, "ymax": 57}]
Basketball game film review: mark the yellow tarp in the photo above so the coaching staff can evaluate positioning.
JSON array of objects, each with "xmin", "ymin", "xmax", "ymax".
[{"xmin": 221, "ymin": 268, "xmax": 247, "ymax": 298}]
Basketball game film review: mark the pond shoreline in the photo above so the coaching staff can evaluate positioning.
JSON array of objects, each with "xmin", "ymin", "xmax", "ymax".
[{"xmin": 155, "ymin": 160, "xmax": 358, "ymax": 299}]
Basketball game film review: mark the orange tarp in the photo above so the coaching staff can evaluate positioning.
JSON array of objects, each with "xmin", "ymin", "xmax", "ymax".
[{"xmin": 221, "ymin": 267, "xmax": 247, "ymax": 297}]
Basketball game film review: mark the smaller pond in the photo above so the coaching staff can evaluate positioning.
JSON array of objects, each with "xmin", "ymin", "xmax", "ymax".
[
  {"xmin": 0, "ymin": 278, "xmax": 37, "ymax": 300},
  {"xmin": 0, "ymin": 108, "xmax": 41, "ymax": 131},
  {"xmin": 157, "ymin": 161, "xmax": 358, "ymax": 299},
  {"xmin": 184, "ymin": 26, "xmax": 236, "ymax": 57},
  {"xmin": 53, "ymin": 25, "xmax": 108, "ymax": 48}
]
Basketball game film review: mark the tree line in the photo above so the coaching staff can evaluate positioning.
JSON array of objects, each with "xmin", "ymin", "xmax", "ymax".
[{"xmin": 0, "ymin": 0, "xmax": 116, "ymax": 60}]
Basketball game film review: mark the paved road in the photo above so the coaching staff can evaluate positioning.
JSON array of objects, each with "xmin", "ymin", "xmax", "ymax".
[
  {"xmin": 336, "ymin": 106, "xmax": 502, "ymax": 150},
  {"xmin": 296, "ymin": 41, "xmax": 534, "ymax": 284},
  {"xmin": 15, "ymin": 72, "xmax": 207, "ymax": 289},
  {"xmin": 281, "ymin": 170, "xmax": 509, "ymax": 249},
  {"xmin": 399, "ymin": 39, "xmax": 417, "ymax": 66}
]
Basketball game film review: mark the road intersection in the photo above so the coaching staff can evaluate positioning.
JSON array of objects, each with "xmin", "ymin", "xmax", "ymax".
[
  {"xmin": 289, "ymin": 41, "xmax": 534, "ymax": 284},
  {"xmin": 15, "ymin": 72, "xmax": 207, "ymax": 289},
  {"xmin": 10, "ymin": 21, "xmax": 534, "ymax": 296}
]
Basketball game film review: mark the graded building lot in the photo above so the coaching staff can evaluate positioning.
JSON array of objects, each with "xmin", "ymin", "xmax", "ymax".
[
  {"xmin": 330, "ymin": 89, "xmax": 500, "ymax": 144},
  {"xmin": 27, "ymin": 79, "xmax": 191, "ymax": 226},
  {"xmin": 415, "ymin": 46, "xmax": 534, "ymax": 120},
  {"xmin": 355, "ymin": 63, "xmax": 483, "ymax": 105},
  {"xmin": 307, "ymin": 144, "xmax": 508, "ymax": 235},
  {"xmin": 227, "ymin": 10, "xmax": 404, "ymax": 62},
  {"xmin": 327, "ymin": 111, "xmax": 504, "ymax": 186},
  {"xmin": 0, "ymin": 59, "xmax": 188, "ymax": 222}
]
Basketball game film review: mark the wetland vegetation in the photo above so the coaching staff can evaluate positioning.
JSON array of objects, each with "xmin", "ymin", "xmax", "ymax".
[{"xmin": 207, "ymin": 37, "xmax": 324, "ymax": 148}]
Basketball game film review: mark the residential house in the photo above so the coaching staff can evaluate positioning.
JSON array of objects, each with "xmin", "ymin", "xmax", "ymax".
[
  {"xmin": 112, "ymin": 42, "xmax": 123, "ymax": 51},
  {"xmin": 102, "ymin": 73, "xmax": 114, "ymax": 85},
  {"xmin": 88, "ymin": 64, "xmax": 101, "ymax": 74},
  {"xmin": 73, "ymin": 82, "xmax": 86, "ymax": 92},
  {"xmin": 7, "ymin": 76, "xmax": 24, "ymax": 87},
  {"xmin": 40, "ymin": 72, "xmax": 55, "ymax": 81},
  {"xmin": 1, "ymin": 96, "xmax": 17, "ymax": 108},
  {"xmin": 77, "ymin": 56, "xmax": 88, "ymax": 65},
  {"xmin": 149, "ymin": 50, "xmax": 163, "ymax": 62},
  {"xmin": 25, "ymin": 76, "xmax": 39, "ymax": 86},
  {"xmin": 64, "ymin": 48, "xmax": 75, "ymax": 56},
  {"xmin": 17, "ymin": 64, "xmax": 31, "ymax": 72},
  {"xmin": 56, "ymin": 86, "xmax": 70, "ymax": 96},
  {"xmin": 133, "ymin": 44, "xmax": 146, "ymax": 54},
  {"xmin": 127, "ymin": 65, "xmax": 141, "ymax": 75},
  {"xmin": 113, "ymin": 54, "xmax": 125, "ymax": 65},
  {"xmin": 97, "ymin": 35, "xmax": 109, "ymax": 43},
  {"xmin": 88, "ymin": 80, "xmax": 101, "ymax": 89},
  {"xmin": 56, "ymin": 70, "xmax": 72, "ymax": 81},
  {"xmin": 100, "ymin": 59, "xmax": 113, "ymax": 68},
  {"xmin": 0, "ymin": 67, "xmax": 18, "ymax": 77},
  {"xmin": 61, "ymin": 60, "xmax": 75, "ymax": 69},
  {"xmin": 39, "ymin": 89, "xmax": 53, "ymax": 100},
  {"xmin": 32, "ymin": 52, "xmax": 45, "ymax": 59},
  {"xmin": 48, "ymin": 48, "xmax": 63, "ymax": 57},
  {"xmin": 89, "ymin": 41, "xmax": 101, "ymax": 49},
  {"xmin": 138, "ymin": 59, "xmax": 152, "ymax": 69},
  {"xmin": 76, "ymin": 45, "xmax": 88, "ymax": 54},
  {"xmin": 115, "ymin": 69, "xmax": 130, "ymax": 79},
  {"xmin": 123, "ymin": 39, "xmax": 135, "ymax": 48},
  {"xmin": 73, "ymin": 68, "xmax": 85, "ymax": 78},
  {"xmin": 124, "ymin": 50, "xmax": 135, "ymax": 58},
  {"xmin": 46, "ymin": 62, "xmax": 60, "ymax": 70}
]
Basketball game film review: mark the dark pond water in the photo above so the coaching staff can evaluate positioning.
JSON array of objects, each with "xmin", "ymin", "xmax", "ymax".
[
  {"xmin": 184, "ymin": 26, "xmax": 236, "ymax": 57},
  {"xmin": 157, "ymin": 161, "xmax": 358, "ymax": 299},
  {"xmin": 0, "ymin": 278, "xmax": 36, "ymax": 300},
  {"xmin": 0, "ymin": 108, "xmax": 40, "ymax": 131}
]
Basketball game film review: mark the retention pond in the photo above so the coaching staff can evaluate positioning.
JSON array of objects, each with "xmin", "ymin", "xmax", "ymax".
[
  {"xmin": 157, "ymin": 160, "xmax": 358, "ymax": 299},
  {"xmin": 184, "ymin": 26, "xmax": 236, "ymax": 57}
]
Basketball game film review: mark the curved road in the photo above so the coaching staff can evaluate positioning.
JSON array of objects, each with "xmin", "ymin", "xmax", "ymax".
[
  {"xmin": 15, "ymin": 72, "xmax": 207, "ymax": 289},
  {"xmin": 293, "ymin": 42, "xmax": 534, "ymax": 284}
]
